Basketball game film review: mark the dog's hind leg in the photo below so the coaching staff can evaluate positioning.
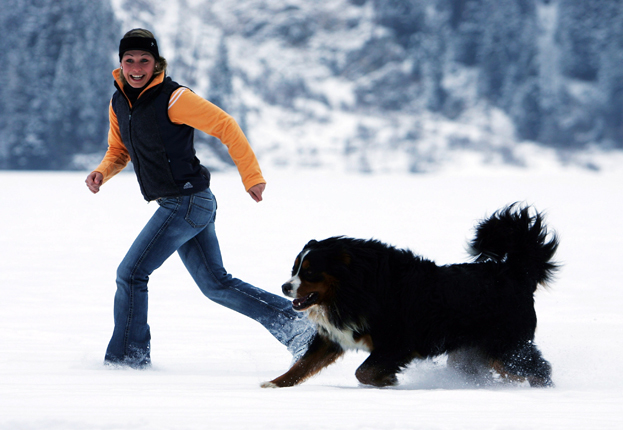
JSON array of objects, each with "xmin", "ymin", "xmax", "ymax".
[
  {"xmin": 355, "ymin": 349, "xmax": 419, "ymax": 387},
  {"xmin": 492, "ymin": 340, "xmax": 553, "ymax": 387},
  {"xmin": 447, "ymin": 347, "xmax": 491, "ymax": 376},
  {"xmin": 261, "ymin": 334, "xmax": 344, "ymax": 388}
]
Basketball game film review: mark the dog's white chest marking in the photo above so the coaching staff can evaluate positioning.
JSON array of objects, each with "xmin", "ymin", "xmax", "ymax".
[{"xmin": 307, "ymin": 307, "xmax": 371, "ymax": 352}]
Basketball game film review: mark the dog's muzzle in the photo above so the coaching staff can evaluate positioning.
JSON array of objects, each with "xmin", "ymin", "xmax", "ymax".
[{"xmin": 282, "ymin": 282, "xmax": 294, "ymax": 297}]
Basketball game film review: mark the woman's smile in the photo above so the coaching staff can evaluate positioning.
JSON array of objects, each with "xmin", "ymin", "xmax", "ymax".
[{"xmin": 129, "ymin": 74, "xmax": 146, "ymax": 84}]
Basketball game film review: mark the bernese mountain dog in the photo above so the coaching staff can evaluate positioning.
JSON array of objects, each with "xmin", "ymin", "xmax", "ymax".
[{"xmin": 261, "ymin": 204, "xmax": 559, "ymax": 388}]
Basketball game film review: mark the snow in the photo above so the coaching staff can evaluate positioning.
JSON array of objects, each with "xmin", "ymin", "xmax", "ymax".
[{"xmin": 1, "ymin": 163, "xmax": 623, "ymax": 429}]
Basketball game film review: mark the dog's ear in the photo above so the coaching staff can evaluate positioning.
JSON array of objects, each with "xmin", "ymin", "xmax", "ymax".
[
  {"xmin": 305, "ymin": 239, "xmax": 318, "ymax": 248},
  {"xmin": 338, "ymin": 251, "xmax": 351, "ymax": 266}
]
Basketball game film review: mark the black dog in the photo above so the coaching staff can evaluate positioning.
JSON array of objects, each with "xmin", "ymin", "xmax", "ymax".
[{"xmin": 262, "ymin": 204, "xmax": 558, "ymax": 388}]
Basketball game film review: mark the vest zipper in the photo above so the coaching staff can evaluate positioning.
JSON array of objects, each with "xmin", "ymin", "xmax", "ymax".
[{"xmin": 128, "ymin": 110, "xmax": 147, "ymax": 200}]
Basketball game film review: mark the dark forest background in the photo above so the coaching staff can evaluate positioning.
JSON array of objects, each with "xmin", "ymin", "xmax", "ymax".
[{"xmin": 1, "ymin": 0, "xmax": 621, "ymax": 170}]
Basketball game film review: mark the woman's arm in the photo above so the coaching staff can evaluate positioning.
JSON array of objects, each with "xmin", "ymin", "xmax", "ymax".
[
  {"xmin": 87, "ymin": 100, "xmax": 132, "ymax": 190},
  {"xmin": 168, "ymin": 89, "xmax": 266, "ymax": 195}
]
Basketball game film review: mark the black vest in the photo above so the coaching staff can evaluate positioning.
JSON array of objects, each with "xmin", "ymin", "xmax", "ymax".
[{"xmin": 112, "ymin": 77, "xmax": 210, "ymax": 201}]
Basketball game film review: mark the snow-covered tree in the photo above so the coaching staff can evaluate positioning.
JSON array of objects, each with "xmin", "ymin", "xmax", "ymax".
[{"xmin": 0, "ymin": 0, "xmax": 119, "ymax": 169}]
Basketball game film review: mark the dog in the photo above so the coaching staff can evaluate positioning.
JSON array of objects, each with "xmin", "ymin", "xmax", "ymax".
[{"xmin": 261, "ymin": 204, "xmax": 559, "ymax": 388}]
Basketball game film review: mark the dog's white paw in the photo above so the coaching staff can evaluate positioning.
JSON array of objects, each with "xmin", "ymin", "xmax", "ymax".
[{"xmin": 260, "ymin": 381, "xmax": 278, "ymax": 388}]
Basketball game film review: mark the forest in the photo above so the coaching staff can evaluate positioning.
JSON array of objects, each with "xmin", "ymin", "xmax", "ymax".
[{"xmin": 1, "ymin": 0, "xmax": 621, "ymax": 171}]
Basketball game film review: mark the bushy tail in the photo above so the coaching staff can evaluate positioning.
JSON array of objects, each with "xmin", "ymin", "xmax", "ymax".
[{"xmin": 468, "ymin": 203, "xmax": 559, "ymax": 288}]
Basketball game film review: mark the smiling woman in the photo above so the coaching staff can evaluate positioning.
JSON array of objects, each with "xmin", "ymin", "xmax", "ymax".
[{"xmin": 84, "ymin": 28, "xmax": 315, "ymax": 370}]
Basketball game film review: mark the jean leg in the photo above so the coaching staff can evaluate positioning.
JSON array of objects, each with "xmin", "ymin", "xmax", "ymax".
[
  {"xmin": 177, "ymin": 219, "xmax": 314, "ymax": 348},
  {"xmin": 105, "ymin": 195, "xmax": 209, "ymax": 366}
]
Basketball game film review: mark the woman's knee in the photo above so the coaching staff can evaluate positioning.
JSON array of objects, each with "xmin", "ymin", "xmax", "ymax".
[
  {"xmin": 116, "ymin": 261, "xmax": 149, "ymax": 292},
  {"xmin": 196, "ymin": 273, "xmax": 231, "ymax": 299}
]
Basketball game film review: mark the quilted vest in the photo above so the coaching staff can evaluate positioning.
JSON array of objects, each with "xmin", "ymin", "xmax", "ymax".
[{"xmin": 112, "ymin": 77, "xmax": 210, "ymax": 201}]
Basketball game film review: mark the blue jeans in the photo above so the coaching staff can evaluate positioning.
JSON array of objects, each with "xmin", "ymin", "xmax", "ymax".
[{"xmin": 105, "ymin": 189, "xmax": 311, "ymax": 367}]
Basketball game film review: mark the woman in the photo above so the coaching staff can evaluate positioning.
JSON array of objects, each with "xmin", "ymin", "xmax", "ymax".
[{"xmin": 86, "ymin": 29, "xmax": 313, "ymax": 368}]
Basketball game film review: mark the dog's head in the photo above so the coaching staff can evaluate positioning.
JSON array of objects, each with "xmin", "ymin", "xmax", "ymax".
[{"xmin": 282, "ymin": 238, "xmax": 350, "ymax": 312}]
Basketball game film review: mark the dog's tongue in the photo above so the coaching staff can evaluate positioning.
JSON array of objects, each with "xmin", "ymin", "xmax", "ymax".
[
  {"xmin": 292, "ymin": 293, "xmax": 318, "ymax": 311},
  {"xmin": 293, "ymin": 298, "xmax": 305, "ymax": 309}
]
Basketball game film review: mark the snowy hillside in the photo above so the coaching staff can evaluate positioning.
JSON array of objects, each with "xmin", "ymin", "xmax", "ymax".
[
  {"xmin": 108, "ymin": 0, "xmax": 623, "ymax": 173},
  {"xmin": 2, "ymin": 0, "xmax": 622, "ymax": 171}
]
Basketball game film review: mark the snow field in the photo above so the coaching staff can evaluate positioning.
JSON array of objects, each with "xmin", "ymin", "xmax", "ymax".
[{"xmin": 0, "ymin": 165, "xmax": 622, "ymax": 429}]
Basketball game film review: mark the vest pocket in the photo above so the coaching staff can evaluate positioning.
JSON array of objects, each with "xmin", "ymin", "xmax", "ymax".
[{"xmin": 185, "ymin": 192, "xmax": 215, "ymax": 228}]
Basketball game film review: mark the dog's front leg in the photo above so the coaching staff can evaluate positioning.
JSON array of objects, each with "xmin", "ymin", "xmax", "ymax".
[
  {"xmin": 261, "ymin": 334, "xmax": 344, "ymax": 388},
  {"xmin": 355, "ymin": 348, "xmax": 420, "ymax": 387}
]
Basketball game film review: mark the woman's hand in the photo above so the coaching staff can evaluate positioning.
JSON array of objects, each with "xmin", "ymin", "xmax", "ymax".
[
  {"xmin": 248, "ymin": 183, "xmax": 266, "ymax": 203},
  {"xmin": 86, "ymin": 171, "xmax": 104, "ymax": 194}
]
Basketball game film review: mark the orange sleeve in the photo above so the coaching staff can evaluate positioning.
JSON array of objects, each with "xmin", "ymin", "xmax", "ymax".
[
  {"xmin": 93, "ymin": 100, "xmax": 131, "ymax": 184},
  {"xmin": 167, "ymin": 88, "xmax": 265, "ymax": 191}
]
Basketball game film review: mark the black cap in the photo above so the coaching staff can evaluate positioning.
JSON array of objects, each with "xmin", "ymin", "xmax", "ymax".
[{"xmin": 119, "ymin": 36, "xmax": 159, "ymax": 61}]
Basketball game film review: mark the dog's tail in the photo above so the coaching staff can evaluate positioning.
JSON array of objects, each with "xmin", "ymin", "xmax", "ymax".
[{"xmin": 467, "ymin": 203, "xmax": 559, "ymax": 289}]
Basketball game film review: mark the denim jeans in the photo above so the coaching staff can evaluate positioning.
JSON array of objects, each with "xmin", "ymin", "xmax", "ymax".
[{"xmin": 104, "ymin": 188, "xmax": 311, "ymax": 367}]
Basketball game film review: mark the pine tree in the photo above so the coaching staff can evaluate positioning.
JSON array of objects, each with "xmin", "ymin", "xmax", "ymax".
[
  {"xmin": 202, "ymin": 36, "xmax": 236, "ymax": 166},
  {"xmin": 371, "ymin": 0, "xmax": 426, "ymax": 47},
  {"xmin": 0, "ymin": 0, "xmax": 119, "ymax": 169},
  {"xmin": 208, "ymin": 36, "xmax": 234, "ymax": 111},
  {"xmin": 556, "ymin": 0, "xmax": 609, "ymax": 81},
  {"xmin": 476, "ymin": 0, "xmax": 538, "ymax": 106},
  {"xmin": 597, "ymin": 1, "xmax": 623, "ymax": 147},
  {"xmin": 448, "ymin": 0, "xmax": 486, "ymax": 66}
]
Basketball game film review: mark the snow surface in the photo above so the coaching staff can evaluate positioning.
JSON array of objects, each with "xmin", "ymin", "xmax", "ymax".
[{"xmin": 1, "ymin": 164, "xmax": 622, "ymax": 429}]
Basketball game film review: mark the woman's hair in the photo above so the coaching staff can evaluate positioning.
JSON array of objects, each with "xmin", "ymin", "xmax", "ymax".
[{"xmin": 119, "ymin": 29, "xmax": 168, "ymax": 86}]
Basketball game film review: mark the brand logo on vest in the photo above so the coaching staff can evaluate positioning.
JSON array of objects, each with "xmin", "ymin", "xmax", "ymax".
[{"xmin": 183, "ymin": 182, "xmax": 194, "ymax": 189}]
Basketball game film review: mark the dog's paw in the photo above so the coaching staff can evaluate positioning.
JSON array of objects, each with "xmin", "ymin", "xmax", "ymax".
[
  {"xmin": 260, "ymin": 381, "xmax": 279, "ymax": 389},
  {"xmin": 527, "ymin": 376, "xmax": 554, "ymax": 388}
]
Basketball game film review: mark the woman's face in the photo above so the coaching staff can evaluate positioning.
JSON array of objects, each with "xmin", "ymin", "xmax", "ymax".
[{"xmin": 121, "ymin": 50, "xmax": 156, "ymax": 88}]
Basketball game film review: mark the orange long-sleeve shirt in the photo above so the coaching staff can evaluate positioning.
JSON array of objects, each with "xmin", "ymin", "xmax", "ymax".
[{"xmin": 95, "ymin": 69, "xmax": 265, "ymax": 192}]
